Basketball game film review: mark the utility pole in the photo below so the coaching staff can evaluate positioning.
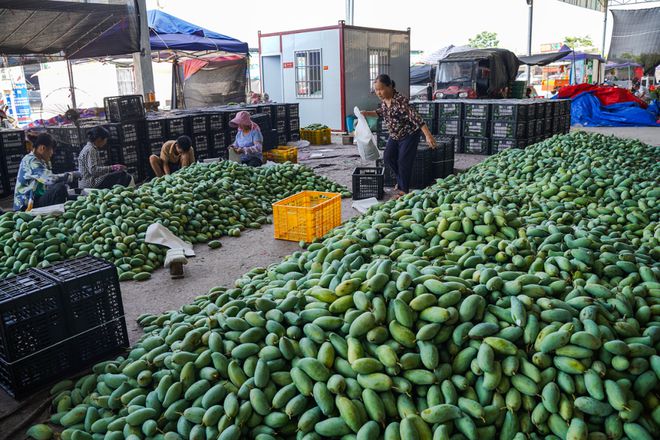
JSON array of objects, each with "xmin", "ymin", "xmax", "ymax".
[
  {"xmin": 526, "ymin": 0, "xmax": 533, "ymax": 84},
  {"xmin": 133, "ymin": 0, "xmax": 155, "ymax": 99},
  {"xmin": 346, "ymin": 0, "xmax": 354, "ymax": 25},
  {"xmin": 601, "ymin": 0, "xmax": 609, "ymax": 58}
]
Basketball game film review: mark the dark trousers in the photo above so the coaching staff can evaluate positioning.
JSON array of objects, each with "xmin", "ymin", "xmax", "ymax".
[
  {"xmin": 34, "ymin": 182, "xmax": 68, "ymax": 208},
  {"xmin": 241, "ymin": 157, "xmax": 262, "ymax": 167},
  {"xmin": 383, "ymin": 130, "xmax": 421, "ymax": 193},
  {"xmin": 96, "ymin": 171, "xmax": 132, "ymax": 189}
]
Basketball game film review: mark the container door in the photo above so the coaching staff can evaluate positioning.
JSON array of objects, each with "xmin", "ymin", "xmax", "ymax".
[{"xmin": 262, "ymin": 55, "xmax": 283, "ymax": 102}]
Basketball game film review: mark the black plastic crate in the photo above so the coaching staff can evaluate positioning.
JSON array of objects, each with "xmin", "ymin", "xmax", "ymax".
[
  {"xmin": 0, "ymin": 129, "xmax": 24, "ymax": 149},
  {"xmin": 0, "ymin": 317, "xmax": 128, "ymax": 398},
  {"xmin": 544, "ymin": 117, "xmax": 553, "ymax": 134},
  {"xmin": 412, "ymin": 101, "xmax": 437, "ymax": 119},
  {"xmin": 264, "ymin": 129, "xmax": 278, "ymax": 151},
  {"xmin": 375, "ymin": 159, "xmax": 397, "ymax": 187},
  {"xmin": 288, "ymin": 131, "xmax": 300, "ymax": 142},
  {"xmin": 491, "ymin": 102, "xmax": 530, "ymax": 120},
  {"xmin": 278, "ymin": 133, "xmax": 287, "ymax": 145},
  {"xmin": 438, "ymin": 118, "xmax": 462, "ymax": 136},
  {"xmin": 464, "ymin": 102, "xmax": 491, "ymax": 119},
  {"xmin": 50, "ymin": 144, "xmax": 76, "ymax": 174},
  {"xmin": 286, "ymin": 103, "xmax": 299, "ymax": 119},
  {"xmin": 252, "ymin": 113, "xmax": 272, "ymax": 132},
  {"xmin": 463, "ymin": 137, "xmax": 490, "ymax": 155},
  {"xmin": 145, "ymin": 118, "xmax": 167, "ymax": 140},
  {"xmin": 352, "ymin": 167, "xmax": 385, "ymax": 200},
  {"xmin": 535, "ymin": 119, "xmax": 544, "ymax": 137},
  {"xmin": 463, "ymin": 119, "xmax": 490, "ymax": 137},
  {"xmin": 0, "ymin": 338, "xmax": 72, "ymax": 398},
  {"xmin": 273, "ymin": 104, "xmax": 287, "ymax": 120},
  {"xmin": 437, "ymin": 101, "xmax": 464, "ymax": 118},
  {"xmin": 491, "ymin": 138, "xmax": 528, "ymax": 154},
  {"xmin": 289, "ymin": 117, "xmax": 300, "ymax": 132},
  {"xmin": 104, "ymin": 95, "xmax": 145, "ymax": 122},
  {"xmin": 437, "ymin": 135, "xmax": 462, "ymax": 154},
  {"xmin": 166, "ymin": 117, "xmax": 187, "ymax": 138},
  {"xmin": 535, "ymin": 102, "xmax": 546, "ymax": 119},
  {"xmin": 491, "ymin": 119, "xmax": 528, "ymax": 139},
  {"xmin": 543, "ymin": 100, "xmax": 554, "ymax": 118},
  {"xmin": 209, "ymin": 131, "xmax": 226, "ymax": 153},
  {"xmin": 188, "ymin": 114, "xmax": 209, "ymax": 134},
  {"xmin": 146, "ymin": 139, "xmax": 164, "ymax": 157},
  {"xmin": 193, "ymin": 133, "xmax": 210, "ymax": 161},
  {"xmin": 0, "ymin": 271, "xmax": 67, "ymax": 363},
  {"xmin": 34, "ymin": 256, "xmax": 124, "ymax": 336},
  {"xmin": 72, "ymin": 317, "xmax": 128, "ymax": 365},
  {"xmin": 276, "ymin": 120, "xmax": 287, "ymax": 135},
  {"xmin": 552, "ymin": 116, "xmax": 561, "ymax": 134},
  {"xmin": 422, "ymin": 117, "xmax": 438, "ymax": 135},
  {"xmin": 376, "ymin": 133, "xmax": 388, "ymax": 151},
  {"xmin": 410, "ymin": 146, "xmax": 437, "ymax": 189},
  {"xmin": 207, "ymin": 113, "xmax": 225, "ymax": 132}
]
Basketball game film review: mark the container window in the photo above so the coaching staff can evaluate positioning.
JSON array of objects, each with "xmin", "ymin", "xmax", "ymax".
[
  {"xmin": 295, "ymin": 50, "xmax": 323, "ymax": 98},
  {"xmin": 369, "ymin": 49, "xmax": 390, "ymax": 91}
]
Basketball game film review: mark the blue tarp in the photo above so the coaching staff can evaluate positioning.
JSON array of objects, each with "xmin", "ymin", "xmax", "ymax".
[
  {"xmin": 147, "ymin": 11, "xmax": 248, "ymax": 54},
  {"xmin": 73, "ymin": 10, "xmax": 248, "ymax": 58},
  {"xmin": 567, "ymin": 92, "xmax": 659, "ymax": 127}
]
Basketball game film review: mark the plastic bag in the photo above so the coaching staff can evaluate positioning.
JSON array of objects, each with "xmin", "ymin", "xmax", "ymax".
[{"xmin": 353, "ymin": 106, "xmax": 380, "ymax": 161}]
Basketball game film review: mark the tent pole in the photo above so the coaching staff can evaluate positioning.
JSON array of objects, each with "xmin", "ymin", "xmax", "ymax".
[
  {"xmin": 526, "ymin": 0, "xmax": 533, "ymax": 85},
  {"xmin": 133, "ymin": 0, "xmax": 155, "ymax": 99},
  {"xmin": 66, "ymin": 60, "xmax": 77, "ymax": 109},
  {"xmin": 601, "ymin": 0, "xmax": 608, "ymax": 58}
]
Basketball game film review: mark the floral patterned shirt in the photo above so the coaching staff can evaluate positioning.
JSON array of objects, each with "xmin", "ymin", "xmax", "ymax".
[
  {"xmin": 13, "ymin": 153, "xmax": 55, "ymax": 211},
  {"xmin": 375, "ymin": 91, "xmax": 425, "ymax": 140}
]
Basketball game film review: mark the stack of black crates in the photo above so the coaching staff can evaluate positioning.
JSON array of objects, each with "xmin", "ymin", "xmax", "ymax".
[
  {"xmin": 0, "ymin": 100, "xmax": 303, "ymax": 190},
  {"xmin": 376, "ymin": 99, "xmax": 571, "ymax": 156},
  {"xmin": 0, "ymin": 130, "xmax": 26, "ymax": 197},
  {"xmin": 0, "ymin": 256, "xmax": 128, "ymax": 397},
  {"xmin": 375, "ymin": 136, "xmax": 454, "ymax": 191}
]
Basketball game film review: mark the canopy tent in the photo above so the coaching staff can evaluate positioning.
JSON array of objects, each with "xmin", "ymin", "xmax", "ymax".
[
  {"xmin": 147, "ymin": 10, "xmax": 248, "ymax": 55},
  {"xmin": 420, "ymin": 45, "xmax": 473, "ymax": 65},
  {"xmin": 558, "ymin": 51, "xmax": 605, "ymax": 63},
  {"xmin": 0, "ymin": 0, "xmax": 140, "ymax": 67},
  {"xmin": 518, "ymin": 45, "xmax": 573, "ymax": 66},
  {"xmin": 605, "ymin": 62, "xmax": 642, "ymax": 69}
]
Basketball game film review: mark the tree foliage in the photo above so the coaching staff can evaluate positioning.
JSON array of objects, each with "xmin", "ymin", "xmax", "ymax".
[{"xmin": 468, "ymin": 31, "xmax": 500, "ymax": 49}]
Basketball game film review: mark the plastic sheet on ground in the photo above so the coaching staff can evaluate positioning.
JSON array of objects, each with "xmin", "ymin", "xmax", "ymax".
[
  {"xmin": 145, "ymin": 224, "xmax": 195, "ymax": 257},
  {"xmin": 351, "ymin": 197, "xmax": 380, "ymax": 213},
  {"xmin": 569, "ymin": 92, "xmax": 659, "ymax": 127}
]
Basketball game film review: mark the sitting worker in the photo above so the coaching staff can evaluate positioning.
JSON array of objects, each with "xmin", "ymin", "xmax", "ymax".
[
  {"xmin": 78, "ymin": 126, "xmax": 133, "ymax": 189},
  {"xmin": 149, "ymin": 135, "xmax": 195, "ymax": 177},
  {"xmin": 13, "ymin": 132, "xmax": 78, "ymax": 211},
  {"xmin": 229, "ymin": 111, "xmax": 263, "ymax": 167}
]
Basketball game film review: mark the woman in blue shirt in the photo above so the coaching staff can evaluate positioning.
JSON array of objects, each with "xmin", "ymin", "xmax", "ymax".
[{"xmin": 229, "ymin": 111, "xmax": 263, "ymax": 167}]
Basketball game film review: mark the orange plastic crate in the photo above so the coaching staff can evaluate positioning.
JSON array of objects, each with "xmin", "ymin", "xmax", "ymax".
[
  {"xmin": 273, "ymin": 191, "xmax": 342, "ymax": 242},
  {"xmin": 263, "ymin": 146, "xmax": 298, "ymax": 163}
]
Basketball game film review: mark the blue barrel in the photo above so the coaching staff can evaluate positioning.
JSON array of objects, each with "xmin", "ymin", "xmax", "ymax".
[{"xmin": 346, "ymin": 116, "xmax": 356, "ymax": 132}]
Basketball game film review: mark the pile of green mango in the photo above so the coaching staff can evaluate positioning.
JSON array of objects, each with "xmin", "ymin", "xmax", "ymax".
[
  {"xmin": 0, "ymin": 161, "xmax": 350, "ymax": 281},
  {"xmin": 28, "ymin": 132, "xmax": 659, "ymax": 440}
]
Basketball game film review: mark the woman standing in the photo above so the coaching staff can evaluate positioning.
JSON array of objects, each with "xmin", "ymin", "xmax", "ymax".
[
  {"xmin": 78, "ymin": 126, "xmax": 132, "ymax": 189},
  {"xmin": 229, "ymin": 111, "xmax": 263, "ymax": 167},
  {"xmin": 13, "ymin": 133, "xmax": 77, "ymax": 211},
  {"xmin": 363, "ymin": 74, "xmax": 437, "ymax": 197}
]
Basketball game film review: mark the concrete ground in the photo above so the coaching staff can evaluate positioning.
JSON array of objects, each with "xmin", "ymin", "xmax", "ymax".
[{"xmin": 0, "ymin": 126, "xmax": 656, "ymax": 436}]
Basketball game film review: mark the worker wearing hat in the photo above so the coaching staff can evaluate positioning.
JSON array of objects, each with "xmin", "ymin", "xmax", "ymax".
[{"xmin": 229, "ymin": 111, "xmax": 263, "ymax": 167}]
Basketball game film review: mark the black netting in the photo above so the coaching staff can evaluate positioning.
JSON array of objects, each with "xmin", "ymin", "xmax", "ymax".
[
  {"xmin": 608, "ymin": 7, "xmax": 660, "ymax": 74},
  {"xmin": 0, "ymin": 0, "xmax": 139, "ymax": 66},
  {"xmin": 181, "ymin": 58, "xmax": 247, "ymax": 108}
]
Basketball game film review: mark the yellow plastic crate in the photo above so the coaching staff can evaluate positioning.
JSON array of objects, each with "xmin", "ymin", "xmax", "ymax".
[
  {"xmin": 273, "ymin": 191, "xmax": 342, "ymax": 242},
  {"xmin": 300, "ymin": 127, "xmax": 332, "ymax": 145},
  {"xmin": 263, "ymin": 146, "xmax": 298, "ymax": 163}
]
